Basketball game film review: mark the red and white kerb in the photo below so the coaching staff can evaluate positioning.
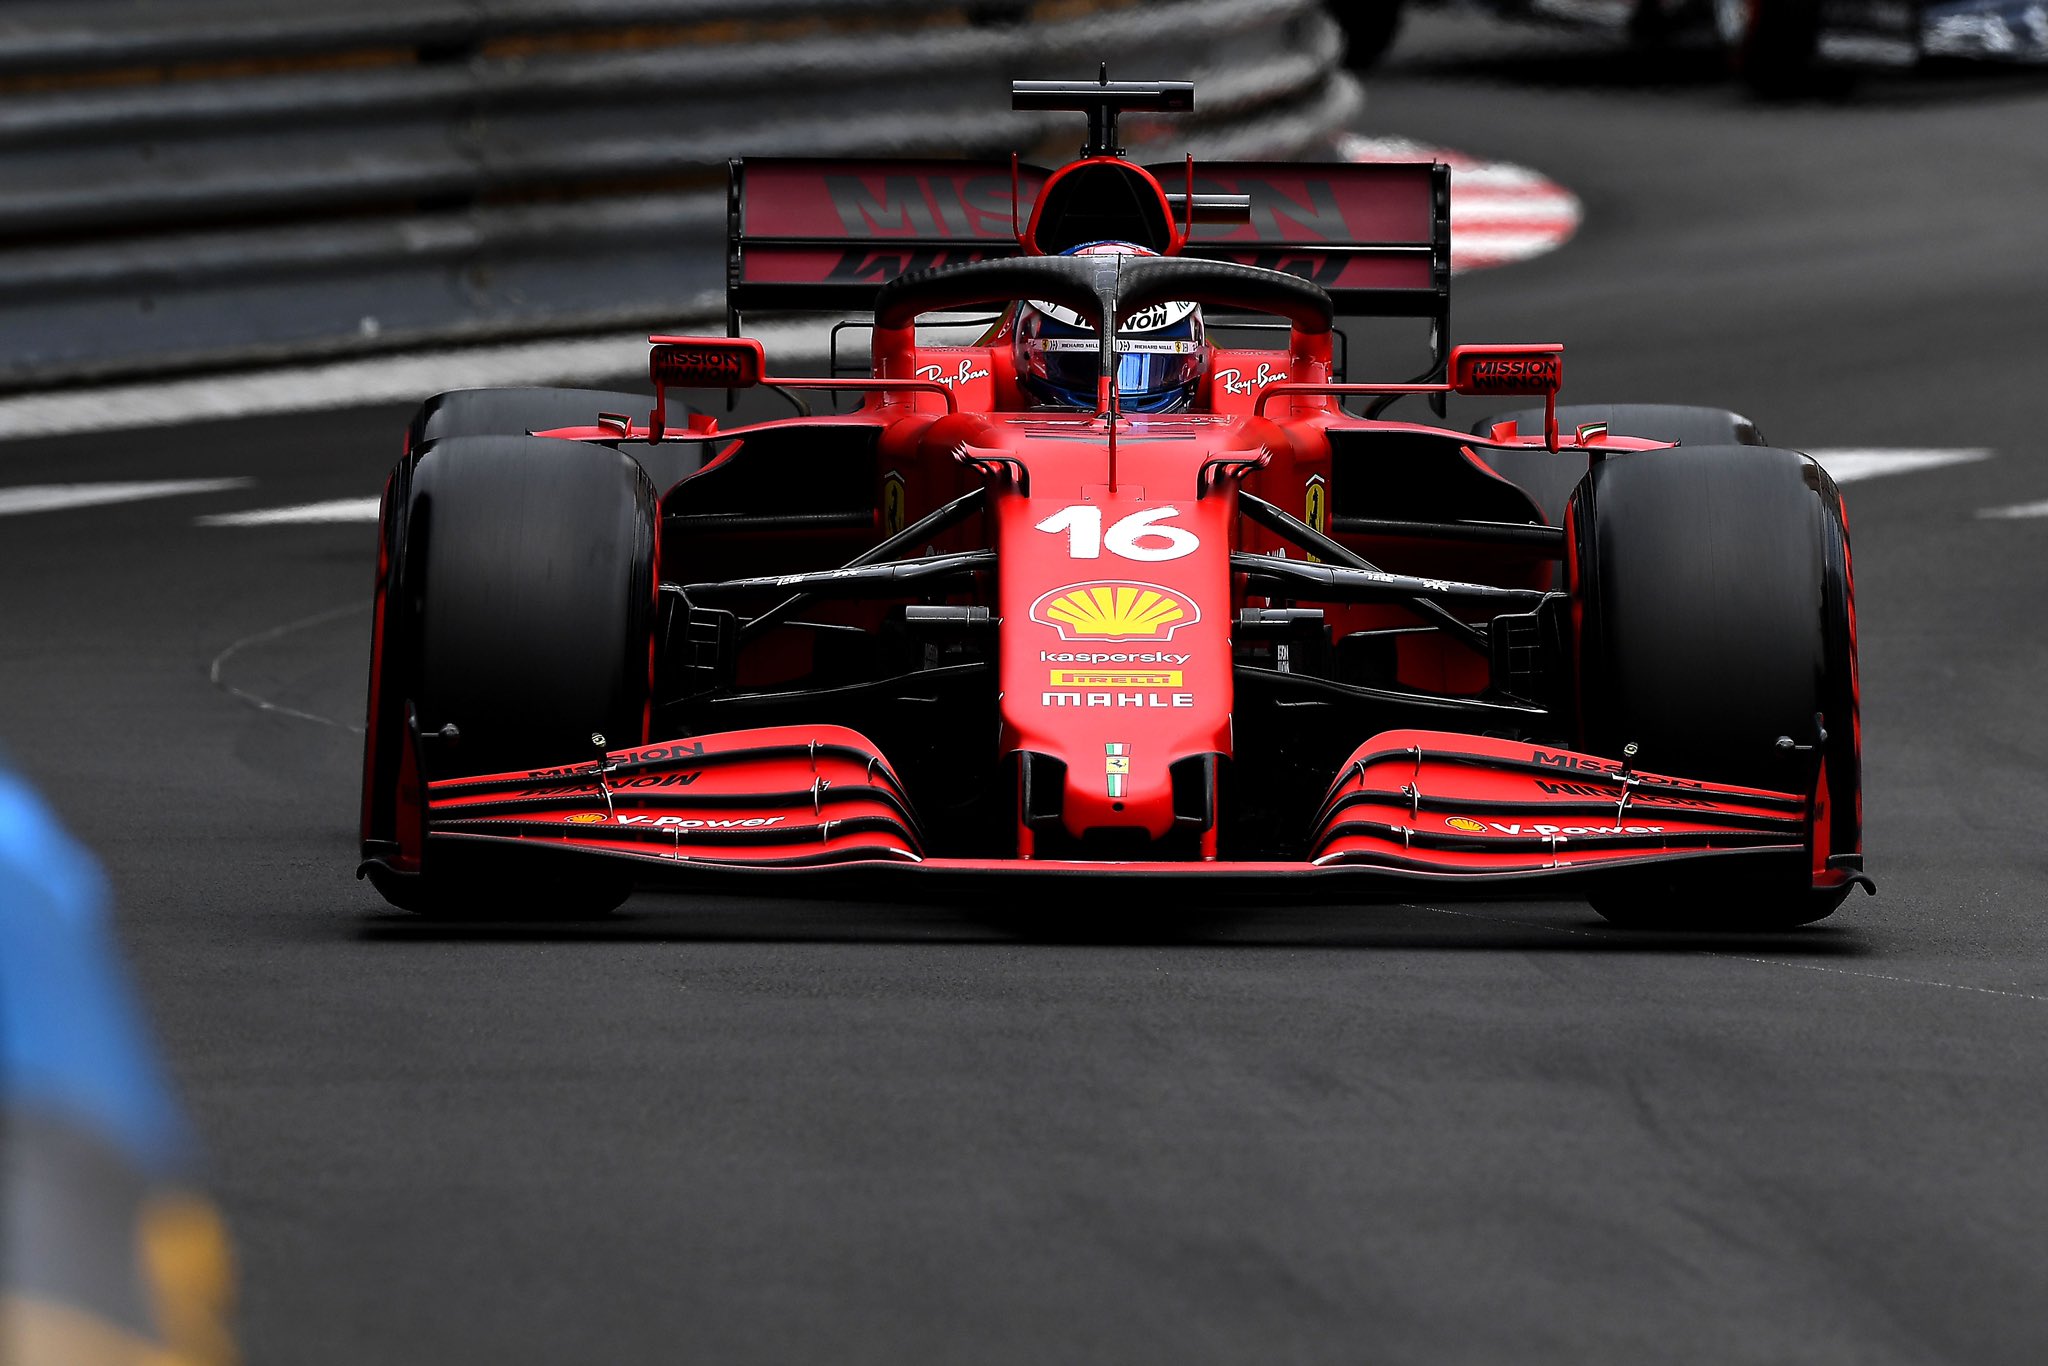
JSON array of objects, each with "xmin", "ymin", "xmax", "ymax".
[{"xmin": 1337, "ymin": 133, "xmax": 1582, "ymax": 274}]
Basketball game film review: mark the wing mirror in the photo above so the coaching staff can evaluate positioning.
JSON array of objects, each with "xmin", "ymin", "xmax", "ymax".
[
  {"xmin": 1449, "ymin": 343, "xmax": 1561, "ymax": 396},
  {"xmin": 650, "ymin": 335, "xmax": 765, "ymax": 390},
  {"xmin": 648, "ymin": 336, "xmax": 764, "ymax": 439},
  {"xmin": 1449, "ymin": 343, "xmax": 1563, "ymax": 449}
]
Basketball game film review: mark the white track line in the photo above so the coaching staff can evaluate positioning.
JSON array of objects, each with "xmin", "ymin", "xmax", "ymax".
[
  {"xmin": 0, "ymin": 478, "xmax": 249, "ymax": 516},
  {"xmin": 0, "ymin": 321, "xmax": 835, "ymax": 444},
  {"xmin": 1804, "ymin": 448, "xmax": 1991, "ymax": 483},
  {"xmin": 1978, "ymin": 499, "xmax": 2048, "ymax": 520},
  {"xmin": 199, "ymin": 497, "xmax": 382, "ymax": 526},
  {"xmin": 208, "ymin": 602, "xmax": 370, "ymax": 732}
]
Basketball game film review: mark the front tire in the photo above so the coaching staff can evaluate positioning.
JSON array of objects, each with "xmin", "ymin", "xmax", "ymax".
[
  {"xmin": 362, "ymin": 434, "xmax": 658, "ymax": 916},
  {"xmin": 1568, "ymin": 445, "xmax": 1860, "ymax": 928},
  {"xmin": 409, "ymin": 436, "xmax": 659, "ymax": 779}
]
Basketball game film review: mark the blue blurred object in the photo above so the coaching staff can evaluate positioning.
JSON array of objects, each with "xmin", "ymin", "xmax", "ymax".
[
  {"xmin": 0, "ymin": 768, "xmax": 190, "ymax": 1168},
  {"xmin": 2, "ymin": 760, "xmax": 234, "ymax": 1365}
]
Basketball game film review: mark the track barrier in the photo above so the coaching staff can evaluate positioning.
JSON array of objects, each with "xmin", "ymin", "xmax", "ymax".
[{"xmin": 0, "ymin": 0, "xmax": 1359, "ymax": 388}]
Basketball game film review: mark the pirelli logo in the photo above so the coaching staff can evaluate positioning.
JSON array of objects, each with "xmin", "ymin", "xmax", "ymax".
[{"xmin": 1048, "ymin": 668, "xmax": 1184, "ymax": 687}]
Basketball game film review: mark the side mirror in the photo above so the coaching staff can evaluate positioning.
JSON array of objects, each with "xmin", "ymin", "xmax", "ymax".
[
  {"xmin": 650, "ymin": 335, "xmax": 765, "ymax": 390},
  {"xmin": 648, "ymin": 336, "xmax": 765, "ymax": 441},
  {"xmin": 1448, "ymin": 343, "xmax": 1562, "ymax": 396},
  {"xmin": 1449, "ymin": 343, "xmax": 1563, "ymax": 450}
]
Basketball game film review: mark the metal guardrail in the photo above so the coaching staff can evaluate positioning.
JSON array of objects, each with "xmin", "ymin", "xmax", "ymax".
[{"xmin": 0, "ymin": 0, "xmax": 1360, "ymax": 389}]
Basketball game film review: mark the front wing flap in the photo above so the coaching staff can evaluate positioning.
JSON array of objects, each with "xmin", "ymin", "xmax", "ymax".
[
  {"xmin": 404, "ymin": 725, "xmax": 1822, "ymax": 894},
  {"xmin": 425, "ymin": 725, "xmax": 924, "ymax": 869},
  {"xmin": 1309, "ymin": 730, "xmax": 1812, "ymax": 879}
]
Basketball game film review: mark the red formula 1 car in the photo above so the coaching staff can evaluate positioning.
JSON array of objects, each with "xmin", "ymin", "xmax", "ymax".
[{"xmin": 358, "ymin": 78, "xmax": 1870, "ymax": 927}]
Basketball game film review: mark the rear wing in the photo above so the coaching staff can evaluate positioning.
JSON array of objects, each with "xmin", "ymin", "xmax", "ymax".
[
  {"xmin": 726, "ymin": 158, "xmax": 1041, "ymax": 318},
  {"xmin": 726, "ymin": 157, "xmax": 1451, "ymax": 375},
  {"xmin": 1168, "ymin": 162, "xmax": 1449, "ymax": 331}
]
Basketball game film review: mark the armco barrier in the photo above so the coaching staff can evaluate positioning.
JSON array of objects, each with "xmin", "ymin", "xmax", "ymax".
[{"xmin": 0, "ymin": 0, "xmax": 1359, "ymax": 389}]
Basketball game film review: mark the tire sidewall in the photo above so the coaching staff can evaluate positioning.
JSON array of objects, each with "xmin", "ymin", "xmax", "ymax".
[{"xmin": 1567, "ymin": 446, "xmax": 1861, "ymax": 923}]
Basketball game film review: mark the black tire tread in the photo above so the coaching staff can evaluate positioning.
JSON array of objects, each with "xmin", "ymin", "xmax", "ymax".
[
  {"xmin": 1568, "ymin": 444, "xmax": 1859, "ymax": 929},
  {"xmin": 407, "ymin": 435, "xmax": 657, "ymax": 779}
]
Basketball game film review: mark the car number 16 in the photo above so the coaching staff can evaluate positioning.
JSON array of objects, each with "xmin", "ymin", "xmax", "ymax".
[{"xmin": 1034, "ymin": 505, "xmax": 1199, "ymax": 562}]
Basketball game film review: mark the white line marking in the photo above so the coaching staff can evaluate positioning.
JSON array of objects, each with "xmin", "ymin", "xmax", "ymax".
[
  {"xmin": 0, "ymin": 320, "xmax": 835, "ymax": 444},
  {"xmin": 208, "ymin": 602, "xmax": 370, "ymax": 733},
  {"xmin": 0, "ymin": 477, "xmax": 250, "ymax": 517},
  {"xmin": 1414, "ymin": 903, "xmax": 2048, "ymax": 1004},
  {"xmin": 1706, "ymin": 954, "xmax": 2048, "ymax": 1003},
  {"xmin": 1804, "ymin": 448, "xmax": 1991, "ymax": 483},
  {"xmin": 1978, "ymin": 499, "xmax": 2048, "ymax": 520},
  {"xmin": 199, "ymin": 497, "xmax": 382, "ymax": 526}
]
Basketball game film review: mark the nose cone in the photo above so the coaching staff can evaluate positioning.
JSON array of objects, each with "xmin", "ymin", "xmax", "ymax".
[{"xmin": 998, "ymin": 507, "xmax": 1234, "ymax": 849}]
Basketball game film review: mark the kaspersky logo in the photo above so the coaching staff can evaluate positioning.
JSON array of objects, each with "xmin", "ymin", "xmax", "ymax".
[{"xmin": 1029, "ymin": 581, "xmax": 1201, "ymax": 644}]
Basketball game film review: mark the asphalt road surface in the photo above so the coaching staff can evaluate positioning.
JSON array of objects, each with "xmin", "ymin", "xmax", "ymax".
[{"xmin": 6, "ymin": 20, "xmax": 2048, "ymax": 1364}]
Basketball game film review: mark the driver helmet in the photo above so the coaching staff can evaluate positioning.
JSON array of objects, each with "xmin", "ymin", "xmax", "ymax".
[{"xmin": 1013, "ymin": 242, "xmax": 1207, "ymax": 413}]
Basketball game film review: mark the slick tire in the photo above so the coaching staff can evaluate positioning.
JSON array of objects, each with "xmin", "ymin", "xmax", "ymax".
[
  {"xmin": 407, "ymin": 435, "xmax": 659, "ymax": 778},
  {"xmin": 1567, "ymin": 445, "xmax": 1861, "ymax": 929},
  {"xmin": 363, "ymin": 434, "xmax": 658, "ymax": 917},
  {"xmin": 1470, "ymin": 404, "xmax": 1767, "ymax": 525}
]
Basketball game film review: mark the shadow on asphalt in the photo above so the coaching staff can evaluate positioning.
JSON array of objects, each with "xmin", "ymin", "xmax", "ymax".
[{"xmin": 351, "ymin": 893, "xmax": 1870, "ymax": 957}]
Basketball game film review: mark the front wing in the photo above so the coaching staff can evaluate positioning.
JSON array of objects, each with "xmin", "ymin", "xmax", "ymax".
[{"xmin": 362, "ymin": 724, "xmax": 1850, "ymax": 898}]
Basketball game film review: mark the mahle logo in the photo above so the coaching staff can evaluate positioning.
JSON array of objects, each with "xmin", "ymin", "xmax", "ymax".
[{"xmin": 1030, "ymin": 581, "xmax": 1201, "ymax": 643}]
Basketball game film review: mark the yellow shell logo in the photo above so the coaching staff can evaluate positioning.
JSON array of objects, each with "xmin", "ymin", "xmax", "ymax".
[
  {"xmin": 1446, "ymin": 817, "xmax": 1487, "ymax": 834},
  {"xmin": 1030, "ymin": 581, "xmax": 1200, "ymax": 643},
  {"xmin": 566, "ymin": 812, "xmax": 607, "ymax": 825}
]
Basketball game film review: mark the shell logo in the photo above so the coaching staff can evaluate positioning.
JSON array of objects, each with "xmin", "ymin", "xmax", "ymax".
[
  {"xmin": 1029, "ymin": 581, "xmax": 1201, "ymax": 643},
  {"xmin": 1445, "ymin": 817, "xmax": 1487, "ymax": 834},
  {"xmin": 566, "ymin": 812, "xmax": 608, "ymax": 825}
]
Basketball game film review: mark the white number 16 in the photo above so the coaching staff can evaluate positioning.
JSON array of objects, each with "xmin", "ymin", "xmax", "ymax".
[{"xmin": 1034, "ymin": 505, "xmax": 1199, "ymax": 562}]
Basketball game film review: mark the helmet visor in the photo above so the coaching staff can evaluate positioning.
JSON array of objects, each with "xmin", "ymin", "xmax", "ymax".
[
  {"xmin": 1022, "ymin": 336, "xmax": 1206, "ymax": 406},
  {"xmin": 1015, "ymin": 297, "xmax": 1207, "ymax": 410}
]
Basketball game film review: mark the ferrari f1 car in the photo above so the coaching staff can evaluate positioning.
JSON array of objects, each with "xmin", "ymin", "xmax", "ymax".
[{"xmin": 358, "ymin": 77, "xmax": 1870, "ymax": 927}]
